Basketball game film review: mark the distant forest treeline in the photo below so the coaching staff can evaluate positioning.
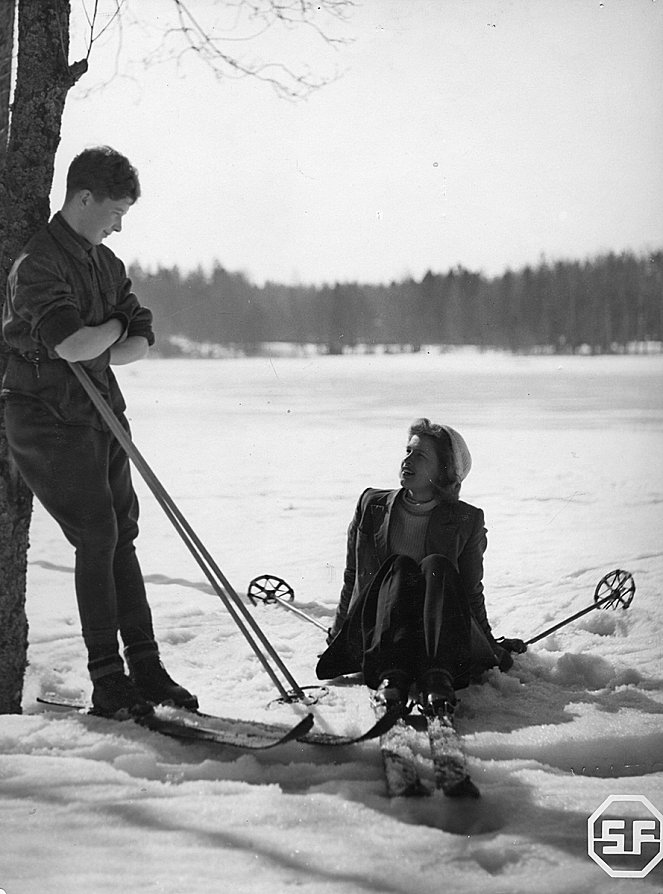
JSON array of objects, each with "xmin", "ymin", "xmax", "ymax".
[{"xmin": 129, "ymin": 250, "xmax": 663, "ymax": 356}]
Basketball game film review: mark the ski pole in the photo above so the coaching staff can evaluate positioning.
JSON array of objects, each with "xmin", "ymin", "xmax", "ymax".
[
  {"xmin": 68, "ymin": 362, "xmax": 306, "ymax": 702},
  {"xmin": 248, "ymin": 575, "xmax": 331, "ymax": 633},
  {"xmin": 525, "ymin": 569, "xmax": 635, "ymax": 646}
]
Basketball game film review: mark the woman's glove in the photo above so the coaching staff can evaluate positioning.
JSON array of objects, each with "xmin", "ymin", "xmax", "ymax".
[
  {"xmin": 326, "ymin": 623, "xmax": 341, "ymax": 645},
  {"xmin": 492, "ymin": 636, "xmax": 527, "ymax": 672},
  {"xmin": 495, "ymin": 637, "xmax": 528, "ymax": 654}
]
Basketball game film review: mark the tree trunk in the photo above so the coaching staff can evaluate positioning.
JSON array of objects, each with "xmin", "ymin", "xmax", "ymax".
[
  {"xmin": 0, "ymin": 0, "xmax": 15, "ymax": 156},
  {"xmin": 0, "ymin": 0, "xmax": 85, "ymax": 714}
]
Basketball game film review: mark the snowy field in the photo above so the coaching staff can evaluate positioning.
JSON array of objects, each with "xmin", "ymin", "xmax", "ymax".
[{"xmin": 1, "ymin": 350, "xmax": 663, "ymax": 894}]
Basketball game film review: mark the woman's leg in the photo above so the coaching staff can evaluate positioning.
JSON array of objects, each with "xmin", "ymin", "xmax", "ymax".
[
  {"xmin": 360, "ymin": 554, "xmax": 425, "ymax": 690},
  {"xmin": 419, "ymin": 554, "xmax": 472, "ymax": 687}
]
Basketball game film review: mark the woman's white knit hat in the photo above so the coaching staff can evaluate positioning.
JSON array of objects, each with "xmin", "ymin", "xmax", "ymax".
[
  {"xmin": 409, "ymin": 418, "xmax": 472, "ymax": 483},
  {"xmin": 437, "ymin": 424, "xmax": 472, "ymax": 482}
]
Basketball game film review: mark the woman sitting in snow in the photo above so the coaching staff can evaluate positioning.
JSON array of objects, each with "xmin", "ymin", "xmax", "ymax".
[{"xmin": 316, "ymin": 418, "xmax": 526, "ymax": 714}]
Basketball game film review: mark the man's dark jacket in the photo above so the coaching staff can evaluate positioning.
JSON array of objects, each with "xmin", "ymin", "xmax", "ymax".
[{"xmin": 2, "ymin": 212, "xmax": 154, "ymax": 428}]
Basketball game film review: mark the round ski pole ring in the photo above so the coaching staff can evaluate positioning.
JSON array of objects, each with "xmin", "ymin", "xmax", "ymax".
[
  {"xmin": 248, "ymin": 575, "xmax": 295, "ymax": 606},
  {"xmin": 593, "ymin": 568, "xmax": 635, "ymax": 609},
  {"xmin": 525, "ymin": 568, "xmax": 636, "ymax": 645},
  {"xmin": 247, "ymin": 574, "xmax": 331, "ymax": 633},
  {"xmin": 267, "ymin": 685, "xmax": 330, "ymax": 708}
]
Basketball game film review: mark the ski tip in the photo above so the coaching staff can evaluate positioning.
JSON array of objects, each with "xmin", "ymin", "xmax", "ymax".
[
  {"xmin": 343, "ymin": 707, "xmax": 400, "ymax": 745},
  {"xmin": 444, "ymin": 776, "xmax": 481, "ymax": 799},
  {"xmin": 264, "ymin": 712, "xmax": 315, "ymax": 746},
  {"xmin": 292, "ymin": 713, "xmax": 315, "ymax": 738},
  {"xmin": 297, "ymin": 707, "xmax": 401, "ymax": 747},
  {"xmin": 371, "ymin": 706, "xmax": 405, "ymax": 736}
]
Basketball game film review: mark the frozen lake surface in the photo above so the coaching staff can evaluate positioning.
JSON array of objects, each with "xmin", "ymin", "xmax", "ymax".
[{"xmin": 1, "ymin": 351, "xmax": 662, "ymax": 893}]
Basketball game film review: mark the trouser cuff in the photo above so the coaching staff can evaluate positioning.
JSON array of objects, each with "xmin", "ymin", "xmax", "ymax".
[
  {"xmin": 124, "ymin": 641, "xmax": 160, "ymax": 666},
  {"xmin": 87, "ymin": 654, "xmax": 125, "ymax": 682}
]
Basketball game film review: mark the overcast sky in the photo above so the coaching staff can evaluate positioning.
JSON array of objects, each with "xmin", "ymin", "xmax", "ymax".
[{"xmin": 51, "ymin": 0, "xmax": 663, "ymax": 286}]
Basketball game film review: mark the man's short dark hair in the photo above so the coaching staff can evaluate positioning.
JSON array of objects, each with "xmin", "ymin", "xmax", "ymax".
[{"xmin": 66, "ymin": 146, "xmax": 141, "ymax": 202}]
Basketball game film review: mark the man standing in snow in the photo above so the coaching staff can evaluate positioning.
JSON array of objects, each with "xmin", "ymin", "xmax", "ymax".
[{"xmin": 2, "ymin": 146, "xmax": 197, "ymax": 717}]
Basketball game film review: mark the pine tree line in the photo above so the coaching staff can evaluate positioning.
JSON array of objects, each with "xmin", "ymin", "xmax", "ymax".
[{"xmin": 130, "ymin": 250, "xmax": 663, "ymax": 356}]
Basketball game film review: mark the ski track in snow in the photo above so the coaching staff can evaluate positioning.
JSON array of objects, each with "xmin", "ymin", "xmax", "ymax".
[{"xmin": 2, "ymin": 352, "xmax": 662, "ymax": 894}]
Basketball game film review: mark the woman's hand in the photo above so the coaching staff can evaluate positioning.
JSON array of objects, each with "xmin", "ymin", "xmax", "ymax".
[
  {"xmin": 496, "ymin": 636, "xmax": 528, "ymax": 654},
  {"xmin": 492, "ymin": 636, "xmax": 527, "ymax": 672}
]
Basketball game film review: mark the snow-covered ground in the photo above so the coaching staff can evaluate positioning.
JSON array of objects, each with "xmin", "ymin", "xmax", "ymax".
[{"xmin": 1, "ymin": 351, "xmax": 662, "ymax": 894}]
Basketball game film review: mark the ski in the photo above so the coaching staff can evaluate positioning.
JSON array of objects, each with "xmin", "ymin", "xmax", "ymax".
[
  {"xmin": 425, "ymin": 708, "xmax": 480, "ymax": 798},
  {"xmin": 139, "ymin": 710, "xmax": 314, "ymax": 750},
  {"xmin": 37, "ymin": 696, "xmax": 314, "ymax": 751},
  {"xmin": 372, "ymin": 699, "xmax": 430, "ymax": 797},
  {"xmin": 297, "ymin": 705, "xmax": 401, "ymax": 747},
  {"xmin": 108, "ymin": 701, "xmax": 399, "ymax": 747},
  {"xmin": 369, "ymin": 698, "xmax": 479, "ymax": 799},
  {"xmin": 161, "ymin": 702, "xmax": 399, "ymax": 747},
  {"xmin": 380, "ymin": 715, "xmax": 431, "ymax": 797},
  {"xmin": 36, "ymin": 695, "xmax": 398, "ymax": 749}
]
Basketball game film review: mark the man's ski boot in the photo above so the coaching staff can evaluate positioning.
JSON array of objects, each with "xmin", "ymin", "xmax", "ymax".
[
  {"xmin": 91, "ymin": 671, "xmax": 154, "ymax": 719},
  {"xmin": 128, "ymin": 656, "xmax": 199, "ymax": 710}
]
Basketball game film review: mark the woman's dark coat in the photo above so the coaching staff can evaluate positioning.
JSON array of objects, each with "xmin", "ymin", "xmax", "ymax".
[{"xmin": 316, "ymin": 487, "xmax": 501, "ymax": 685}]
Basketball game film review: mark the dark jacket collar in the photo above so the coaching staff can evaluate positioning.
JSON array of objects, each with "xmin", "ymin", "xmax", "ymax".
[{"xmin": 50, "ymin": 212, "xmax": 94, "ymax": 263}]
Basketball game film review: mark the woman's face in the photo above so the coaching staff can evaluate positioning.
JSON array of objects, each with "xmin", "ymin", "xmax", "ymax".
[{"xmin": 399, "ymin": 434, "xmax": 441, "ymax": 498}]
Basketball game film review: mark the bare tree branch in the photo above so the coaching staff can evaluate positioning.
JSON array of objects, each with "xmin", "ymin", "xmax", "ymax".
[
  {"xmin": 81, "ymin": 0, "xmax": 128, "ymax": 59},
  {"xmin": 159, "ymin": 0, "xmax": 354, "ymax": 100},
  {"xmin": 226, "ymin": 0, "xmax": 353, "ymax": 46},
  {"xmin": 67, "ymin": 0, "xmax": 354, "ymax": 102}
]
